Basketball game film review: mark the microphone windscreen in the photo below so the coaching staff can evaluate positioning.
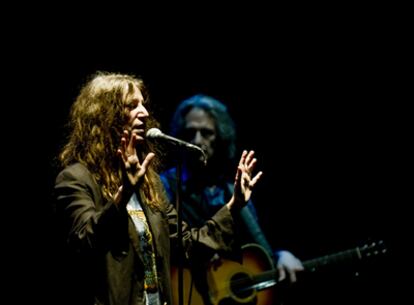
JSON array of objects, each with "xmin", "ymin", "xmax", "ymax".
[{"xmin": 146, "ymin": 128, "xmax": 162, "ymax": 138}]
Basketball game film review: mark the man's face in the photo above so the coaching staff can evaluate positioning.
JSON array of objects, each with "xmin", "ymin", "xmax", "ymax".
[{"xmin": 182, "ymin": 108, "xmax": 217, "ymax": 161}]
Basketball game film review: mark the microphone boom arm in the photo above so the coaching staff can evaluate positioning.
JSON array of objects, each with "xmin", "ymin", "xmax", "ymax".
[{"xmin": 146, "ymin": 128, "xmax": 207, "ymax": 165}]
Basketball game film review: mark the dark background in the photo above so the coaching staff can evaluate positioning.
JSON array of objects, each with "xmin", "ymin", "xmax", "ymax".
[{"xmin": 5, "ymin": 10, "xmax": 407, "ymax": 305}]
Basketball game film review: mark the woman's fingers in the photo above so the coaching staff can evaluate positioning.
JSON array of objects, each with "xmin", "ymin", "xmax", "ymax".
[
  {"xmin": 249, "ymin": 171, "xmax": 263, "ymax": 187},
  {"xmin": 141, "ymin": 153, "xmax": 155, "ymax": 172}
]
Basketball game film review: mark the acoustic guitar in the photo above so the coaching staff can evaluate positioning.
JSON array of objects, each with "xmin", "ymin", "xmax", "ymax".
[{"xmin": 171, "ymin": 240, "xmax": 386, "ymax": 305}]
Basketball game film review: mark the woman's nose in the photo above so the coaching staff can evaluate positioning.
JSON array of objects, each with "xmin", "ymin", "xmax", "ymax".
[{"xmin": 137, "ymin": 104, "xmax": 149, "ymax": 118}]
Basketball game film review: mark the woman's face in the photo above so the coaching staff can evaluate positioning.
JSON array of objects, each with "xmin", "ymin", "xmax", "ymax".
[{"xmin": 125, "ymin": 86, "xmax": 149, "ymax": 143}]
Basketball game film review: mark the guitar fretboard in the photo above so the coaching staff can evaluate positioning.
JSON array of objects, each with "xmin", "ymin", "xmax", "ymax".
[
  {"xmin": 303, "ymin": 247, "xmax": 360, "ymax": 272},
  {"xmin": 249, "ymin": 246, "xmax": 364, "ymax": 289}
]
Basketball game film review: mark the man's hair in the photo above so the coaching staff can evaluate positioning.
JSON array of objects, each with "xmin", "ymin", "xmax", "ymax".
[{"xmin": 170, "ymin": 94, "xmax": 236, "ymax": 163}]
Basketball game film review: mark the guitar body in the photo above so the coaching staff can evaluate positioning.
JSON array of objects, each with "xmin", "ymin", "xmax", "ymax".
[
  {"xmin": 171, "ymin": 265, "xmax": 205, "ymax": 305},
  {"xmin": 171, "ymin": 244, "xmax": 275, "ymax": 305},
  {"xmin": 208, "ymin": 244, "xmax": 275, "ymax": 305}
]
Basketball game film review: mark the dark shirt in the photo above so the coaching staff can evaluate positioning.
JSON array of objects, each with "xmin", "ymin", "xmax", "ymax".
[{"xmin": 160, "ymin": 167, "xmax": 265, "ymax": 251}]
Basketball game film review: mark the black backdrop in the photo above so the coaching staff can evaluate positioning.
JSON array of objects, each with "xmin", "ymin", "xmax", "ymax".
[{"xmin": 7, "ymin": 21, "xmax": 406, "ymax": 304}]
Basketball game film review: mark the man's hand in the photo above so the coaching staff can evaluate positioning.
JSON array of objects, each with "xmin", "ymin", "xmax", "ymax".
[{"xmin": 276, "ymin": 250, "xmax": 304, "ymax": 283}]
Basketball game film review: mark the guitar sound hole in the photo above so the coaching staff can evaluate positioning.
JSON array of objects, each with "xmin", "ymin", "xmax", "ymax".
[{"xmin": 230, "ymin": 272, "xmax": 254, "ymax": 299}]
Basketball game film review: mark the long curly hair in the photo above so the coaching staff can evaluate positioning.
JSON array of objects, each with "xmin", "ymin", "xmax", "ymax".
[{"xmin": 59, "ymin": 71, "xmax": 165, "ymax": 207}]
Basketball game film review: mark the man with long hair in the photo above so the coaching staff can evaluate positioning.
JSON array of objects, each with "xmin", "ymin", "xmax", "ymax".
[{"xmin": 161, "ymin": 94, "xmax": 303, "ymax": 304}]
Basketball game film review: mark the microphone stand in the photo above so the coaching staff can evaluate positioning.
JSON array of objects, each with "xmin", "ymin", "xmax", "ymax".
[
  {"xmin": 175, "ymin": 150, "xmax": 206, "ymax": 305},
  {"xmin": 146, "ymin": 129, "xmax": 206, "ymax": 305},
  {"xmin": 175, "ymin": 157, "xmax": 184, "ymax": 305}
]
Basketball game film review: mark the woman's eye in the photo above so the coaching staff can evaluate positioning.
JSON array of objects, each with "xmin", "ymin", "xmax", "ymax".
[{"xmin": 125, "ymin": 103, "xmax": 136, "ymax": 109}]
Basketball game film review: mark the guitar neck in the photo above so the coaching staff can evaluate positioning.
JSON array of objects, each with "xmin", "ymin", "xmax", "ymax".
[
  {"xmin": 302, "ymin": 247, "xmax": 362, "ymax": 272},
  {"xmin": 251, "ymin": 246, "xmax": 363, "ymax": 289}
]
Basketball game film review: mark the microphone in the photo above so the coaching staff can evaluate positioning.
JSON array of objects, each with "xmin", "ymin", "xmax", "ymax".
[{"xmin": 146, "ymin": 128, "xmax": 207, "ymax": 163}]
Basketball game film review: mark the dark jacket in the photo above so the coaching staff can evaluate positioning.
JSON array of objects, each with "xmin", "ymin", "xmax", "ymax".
[{"xmin": 54, "ymin": 163, "xmax": 236, "ymax": 305}]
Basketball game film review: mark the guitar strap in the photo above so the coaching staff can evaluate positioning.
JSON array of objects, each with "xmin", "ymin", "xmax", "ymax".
[
  {"xmin": 240, "ymin": 208, "xmax": 274, "ymax": 259},
  {"xmin": 226, "ymin": 183, "xmax": 275, "ymax": 264}
]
